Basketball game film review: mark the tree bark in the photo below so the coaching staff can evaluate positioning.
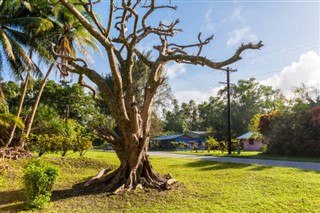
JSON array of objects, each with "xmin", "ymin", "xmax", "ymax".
[
  {"xmin": 98, "ymin": 139, "xmax": 174, "ymax": 192},
  {"xmin": 56, "ymin": 0, "xmax": 263, "ymax": 193},
  {"xmin": 6, "ymin": 73, "xmax": 30, "ymax": 148},
  {"xmin": 20, "ymin": 63, "xmax": 55, "ymax": 147}
]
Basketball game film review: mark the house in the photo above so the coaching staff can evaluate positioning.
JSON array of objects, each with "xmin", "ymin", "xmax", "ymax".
[
  {"xmin": 185, "ymin": 131, "xmax": 210, "ymax": 143},
  {"xmin": 150, "ymin": 131, "xmax": 211, "ymax": 150},
  {"xmin": 237, "ymin": 132, "xmax": 263, "ymax": 151}
]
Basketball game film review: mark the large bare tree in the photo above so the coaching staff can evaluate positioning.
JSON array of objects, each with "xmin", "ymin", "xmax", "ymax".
[{"xmin": 54, "ymin": 0, "xmax": 263, "ymax": 192}]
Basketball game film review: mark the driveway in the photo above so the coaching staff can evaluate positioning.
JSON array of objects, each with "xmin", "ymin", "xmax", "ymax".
[{"xmin": 148, "ymin": 151, "xmax": 320, "ymax": 171}]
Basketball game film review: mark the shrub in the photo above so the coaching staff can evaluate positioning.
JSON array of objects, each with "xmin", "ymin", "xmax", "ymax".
[
  {"xmin": 178, "ymin": 142, "xmax": 188, "ymax": 149},
  {"xmin": 170, "ymin": 141, "xmax": 179, "ymax": 150},
  {"xmin": 23, "ymin": 159, "xmax": 59, "ymax": 209},
  {"xmin": 259, "ymin": 107, "xmax": 320, "ymax": 156},
  {"xmin": 73, "ymin": 136, "xmax": 93, "ymax": 156},
  {"xmin": 231, "ymin": 139, "xmax": 239, "ymax": 153},
  {"xmin": 206, "ymin": 137, "xmax": 219, "ymax": 152},
  {"xmin": 189, "ymin": 141, "xmax": 198, "ymax": 152},
  {"xmin": 218, "ymin": 141, "xmax": 227, "ymax": 153},
  {"xmin": 260, "ymin": 144, "xmax": 267, "ymax": 153}
]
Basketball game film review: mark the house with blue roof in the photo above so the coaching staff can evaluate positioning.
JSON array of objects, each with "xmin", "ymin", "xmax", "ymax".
[{"xmin": 150, "ymin": 131, "xmax": 211, "ymax": 150}]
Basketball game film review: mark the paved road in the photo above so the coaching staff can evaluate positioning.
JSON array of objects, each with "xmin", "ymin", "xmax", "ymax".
[{"xmin": 148, "ymin": 151, "xmax": 320, "ymax": 171}]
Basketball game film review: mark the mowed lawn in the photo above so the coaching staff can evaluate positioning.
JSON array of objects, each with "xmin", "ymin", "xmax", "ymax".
[
  {"xmin": 172, "ymin": 150, "xmax": 320, "ymax": 163},
  {"xmin": 1, "ymin": 150, "xmax": 320, "ymax": 212}
]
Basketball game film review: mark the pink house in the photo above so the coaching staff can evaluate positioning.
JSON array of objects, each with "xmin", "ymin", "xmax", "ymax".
[{"xmin": 237, "ymin": 132, "xmax": 264, "ymax": 151}]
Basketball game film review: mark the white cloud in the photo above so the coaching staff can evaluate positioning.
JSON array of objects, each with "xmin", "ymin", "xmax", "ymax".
[
  {"xmin": 165, "ymin": 63, "xmax": 187, "ymax": 79},
  {"xmin": 201, "ymin": 8, "xmax": 215, "ymax": 31},
  {"xmin": 174, "ymin": 86, "xmax": 224, "ymax": 104},
  {"xmin": 230, "ymin": 7, "xmax": 245, "ymax": 23},
  {"xmin": 227, "ymin": 27, "xmax": 258, "ymax": 46},
  {"xmin": 260, "ymin": 51, "xmax": 320, "ymax": 97}
]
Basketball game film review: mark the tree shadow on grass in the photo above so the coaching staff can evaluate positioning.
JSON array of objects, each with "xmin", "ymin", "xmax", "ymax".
[
  {"xmin": 51, "ymin": 179, "xmax": 108, "ymax": 202},
  {"xmin": 0, "ymin": 180, "xmax": 109, "ymax": 212},
  {"xmin": 181, "ymin": 160, "xmax": 272, "ymax": 171},
  {"xmin": 0, "ymin": 189, "xmax": 26, "ymax": 212}
]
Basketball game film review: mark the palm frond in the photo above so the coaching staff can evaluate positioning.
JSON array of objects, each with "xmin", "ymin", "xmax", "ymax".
[
  {"xmin": 0, "ymin": 28, "xmax": 15, "ymax": 61},
  {"xmin": 0, "ymin": 113, "xmax": 24, "ymax": 129},
  {"xmin": 2, "ymin": 17, "xmax": 45, "ymax": 31},
  {"xmin": 8, "ymin": 36, "xmax": 42, "ymax": 78}
]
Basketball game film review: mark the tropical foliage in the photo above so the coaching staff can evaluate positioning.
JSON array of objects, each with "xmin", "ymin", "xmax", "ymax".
[{"xmin": 254, "ymin": 86, "xmax": 320, "ymax": 156}]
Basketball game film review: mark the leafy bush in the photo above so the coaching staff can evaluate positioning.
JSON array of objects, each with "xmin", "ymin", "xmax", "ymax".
[
  {"xmin": 23, "ymin": 159, "xmax": 59, "ymax": 209},
  {"xmin": 218, "ymin": 141, "xmax": 227, "ymax": 153},
  {"xmin": 73, "ymin": 136, "xmax": 93, "ymax": 156},
  {"xmin": 27, "ymin": 134, "xmax": 51, "ymax": 156},
  {"xmin": 258, "ymin": 106, "xmax": 320, "ymax": 156},
  {"xmin": 170, "ymin": 141, "xmax": 179, "ymax": 150},
  {"xmin": 27, "ymin": 133, "xmax": 92, "ymax": 157},
  {"xmin": 189, "ymin": 141, "xmax": 198, "ymax": 152},
  {"xmin": 178, "ymin": 142, "xmax": 188, "ymax": 149},
  {"xmin": 231, "ymin": 139, "xmax": 239, "ymax": 153},
  {"xmin": 206, "ymin": 136, "xmax": 219, "ymax": 152}
]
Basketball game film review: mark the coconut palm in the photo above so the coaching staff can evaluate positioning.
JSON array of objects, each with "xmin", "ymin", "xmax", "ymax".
[
  {"xmin": 0, "ymin": 85, "xmax": 24, "ymax": 147},
  {"xmin": 23, "ymin": 4, "xmax": 100, "ymax": 143},
  {"xmin": 0, "ymin": 0, "xmax": 51, "ymax": 147}
]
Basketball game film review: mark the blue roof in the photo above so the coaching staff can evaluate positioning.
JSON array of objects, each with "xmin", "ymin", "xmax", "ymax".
[{"xmin": 152, "ymin": 134, "xmax": 184, "ymax": 141}]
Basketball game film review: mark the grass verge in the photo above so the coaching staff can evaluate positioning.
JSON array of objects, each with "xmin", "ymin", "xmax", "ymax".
[
  {"xmin": 172, "ymin": 150, "xmax": 320, "ymax": 163},
  {"xmin": 0, "ymin": 150, "xmax": 319, "ymax": 212}
]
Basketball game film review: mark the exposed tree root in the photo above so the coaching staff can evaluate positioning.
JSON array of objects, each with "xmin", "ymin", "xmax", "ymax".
[
  {"xmin": 81, "ymin": 152, "xmax": 180, "ymax": 194},
  {"xmin": 0, "ymin": 147, "xmax": 33, "ymax": 160},
  {"xmin": 83, "ymin": 166, "xmax": 180, "ymax": 194},
  {"xmin": 84, "ymin": 168, "xmax": 111, "ymax": 187}
]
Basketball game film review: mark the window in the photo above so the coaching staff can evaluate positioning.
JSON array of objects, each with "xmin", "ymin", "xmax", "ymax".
[{"xmin": 249, "ymin": 138, "xmax": 254, "ymax": 145}]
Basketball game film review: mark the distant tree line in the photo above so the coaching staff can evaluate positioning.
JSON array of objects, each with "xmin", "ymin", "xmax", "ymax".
[
  {"xmin": 2, "ymin": 76, "xmax": 319, "ymax": 157},
  {"xmin": 164, "ymin": 78, "xmax": 282, "ymax": 141},
  {"xmin": 164, "ymin": 79, "xmax": 320, "ymax": 157}
]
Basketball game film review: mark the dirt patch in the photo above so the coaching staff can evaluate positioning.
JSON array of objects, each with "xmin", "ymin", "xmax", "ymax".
[{"xmin": 0, "ymin": 147, "xmax": 33, "ymax": 160}]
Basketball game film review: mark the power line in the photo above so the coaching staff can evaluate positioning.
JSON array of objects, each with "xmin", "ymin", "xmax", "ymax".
[{"xmin": 172, "ymin": 38, "xmax": 318, "ymax": 92}]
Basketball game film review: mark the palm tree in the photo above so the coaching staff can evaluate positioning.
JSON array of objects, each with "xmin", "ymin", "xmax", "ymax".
[
  {"xmin": 23, "ymin": 4, "xmax": 100, "ymax": 144},
  {"xmin": 0, "ymin": 1, "xmax": 49, "ymax": 147},
  {"xmin": 0, "ymin": 83, "xmax": 24, "ymax": 147}
]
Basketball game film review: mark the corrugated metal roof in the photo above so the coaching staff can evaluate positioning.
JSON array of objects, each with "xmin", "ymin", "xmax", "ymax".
[
  {"xmin": 188, "ymin": 131, "xmax": 207, "ymax": 135},
  {"xmin": 237, "ymin": 132, "xmax": 262, "ymax": 140},
  {"xmin": 186, "ymin": 131, "xmax": 209, "ymax": 138},
  {"xmin": 152, "ymin": 134, "xmax": 184, "ymax": 141}
]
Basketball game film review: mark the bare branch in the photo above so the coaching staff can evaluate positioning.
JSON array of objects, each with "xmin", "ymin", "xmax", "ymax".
[
  {"xmin": 141, "ymin": 0, "xmax": 177, "ymax": 29},
  {"xmin": 135, "ymin": 19, "xmax": 181, "ymax": 46},
  {"xmin": 163, "ymin": 41, "xmax": 264, "ymax": 68},
  {"xmin": 133, "ymin": 48, "xmax": 153, "ymax": 68},
  {"xmin": 96, "ymin": 125, "xmax": 120, "ymax": 141},
  {"xmin": 167, "ymin": 33, "xmax": 213, "ymax": 56},
  {"xmin": 78, "ymin": 74, "xmax": 104, "ymax": 103},
  {"xmin": 79, "ymin": 0, "xmax": 107, "ymax": 36},
  {"xmin": 106, "ymin": 0, "xmax": 115, "ymax": 37},
  {"xmin": 58, "ymin": 0, "xmax": 111, "ymax": 49},
  {"xmin": 51, "ymin": 43, "xmax": 88, "ymax": 68}
]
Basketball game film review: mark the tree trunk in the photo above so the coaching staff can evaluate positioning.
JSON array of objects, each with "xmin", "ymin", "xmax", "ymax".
[
  {"xmin": 6, "ymin": 73, "xmax": 30, "ymax": 148},
  {"xmin": 20, "ymin": 63, "xmax": 55, "ymax": 147},
  {"xmin": 92, "ymin": 137, "xmax": 175, "ymax": 192},
  {"xmin": 0, "ymin": 83, "xmax": 6, "ymax": 104}
]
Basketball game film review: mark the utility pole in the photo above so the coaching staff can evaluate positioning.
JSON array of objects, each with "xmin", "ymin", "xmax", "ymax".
[{"xmin": 219, "ymin": 67, "xmax": 237, "ymax": 154}]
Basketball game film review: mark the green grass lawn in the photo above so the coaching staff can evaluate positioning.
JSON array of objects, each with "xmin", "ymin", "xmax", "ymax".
[
  {"xmin": 172, "ymin": 150, "xmax": 320, "ymax": 163},
  {"xmin": 1, "ymin": 150, "xmax": 320, "ymax": 212}
]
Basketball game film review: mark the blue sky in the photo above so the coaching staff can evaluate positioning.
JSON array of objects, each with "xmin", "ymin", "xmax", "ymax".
[
  {"xmin": 92, "ymin": 0, "xmax": 320, "ymax": 103},
  {"xmin": 158, "ymin": 1, "xmax": 319, "ymax": 103},
  {"xmin": 3, "ymin": 1, "xmax": 319, "ymax": 104}
]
